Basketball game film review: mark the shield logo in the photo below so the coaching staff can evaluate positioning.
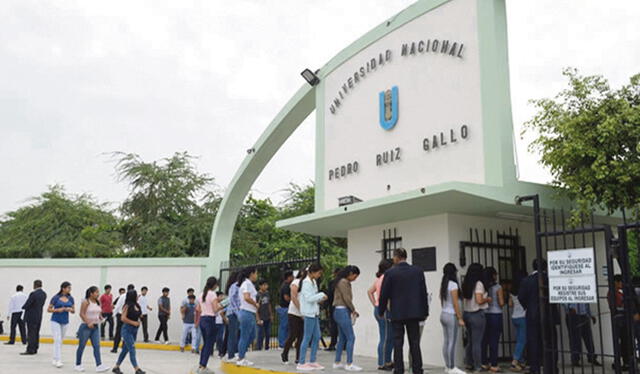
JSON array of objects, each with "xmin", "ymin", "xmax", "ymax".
[{"xmin": 379, "ymin": 86, "xmax": 399, "ymax": 131}]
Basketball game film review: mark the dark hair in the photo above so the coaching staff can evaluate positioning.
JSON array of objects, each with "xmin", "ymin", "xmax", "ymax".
[
  {"xmin": 440, "ymin": 263, "xmax": 459, "ymax": 305},
  {"xmin": 258, "ymin": 279, "xmax": 268, "ymax": 286},
  {"xmin": 16, "ymin": 285, "xmax": 23, "ymax": 292},
  {"xmin": 202, "ymin": 276, "xmax": 219, "ymax": 302},
  {"xmin": 127, "ymin": 284, "xmax": 135, "ymax": 291},
  {"xmin": 532, "ymin": 258, "xmax": 547, "ymax": 271},
  {"xmin": 283, "ymin": 271, "xmax": 294, "ymax": 281},
  {"xmin": 188, "ymin": 294, "xmax": 196, "ymax": 300},
  {"xmin": 614, "ymin": 274, "xmax": 623, "ymax": 282},
  {"xmin": 124, "ymin": 290, "xmax": 139, "ymax": 308},
  {"xmin": 484, "ymin": 266, "xmax": 498, "ymax": 288},
  {"xmin": 187, "ymin": 288, "xmax": 195, "ymax": 294},
  {"xmin": 216, "ymin": 291, "xmax": 224, "ymax": 297},
  {"xmin": 141, "ymin": 286, "xmax": 148, "ymax": 292},
  {"xmin": 237, "ymin": 267, "xmax": 257, "ymax": 287},
  {"xmin": 337, "ymin": 265, "xmax": 360, "ymax": 281},
  {"xmin": 85, "ymin": 286, "xmax": 100, "ymax": 305},
  {"xmin": 376, "ymin": 259, "xmax": 393, "ymax": 278},
  {"xmin": 299, "ymin": 263, "xmax": 323, "ymax": 293},
  {"xmin": 462, "ymin": 263, "xmax": 484, "ymax": 299},
  {"xmin": 34, "ymin": 280, "xmax": 42, "ymax": 288},
  {"xmin": 162, "ymin": 287, "xmax": 170, "ymax": 293},
  {"xmin": 119, "ymin": 288, "xmax": 125, "ymax": 293},
  {"xmin": 393, "ymin": 248, "xmax": 408, "ymax": 260},
  {"xmin": 104, "ymin": 284, "xmax": 112, "ymax": 290},
  {"xmin": 333, "ymin": 267, "xmax": 342, "ymax": 276},
  {"xmin": 226, "ymin": 271, "xmax": 239, "ymax": 294},
  {"xmin": 58, "ymin": 281, "xmax": 71, "ymax": 296}
]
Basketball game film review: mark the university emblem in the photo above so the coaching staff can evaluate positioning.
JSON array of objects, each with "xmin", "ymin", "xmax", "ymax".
[{"xmin": 379, "ymin": 86, "xmax": 399, "ymax": 131}]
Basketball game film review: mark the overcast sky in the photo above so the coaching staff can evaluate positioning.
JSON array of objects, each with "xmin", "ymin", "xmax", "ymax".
[{"xmin": 1, "ymin": 0, "xmax": 639, "ymax": 215}]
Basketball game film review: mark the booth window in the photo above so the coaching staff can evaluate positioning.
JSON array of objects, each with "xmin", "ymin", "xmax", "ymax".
[{"xmin": 381, "ymin": 228, "xmax": 402, "ymax": 259}]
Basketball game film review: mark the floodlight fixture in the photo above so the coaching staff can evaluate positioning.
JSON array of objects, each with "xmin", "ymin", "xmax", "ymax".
[{"xmin": 301, "ymin": 68, "xmax": 320, "ymax": 86}]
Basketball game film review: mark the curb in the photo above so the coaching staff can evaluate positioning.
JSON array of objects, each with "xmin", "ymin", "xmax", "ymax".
[{"xmin": 0, "ymin": 335, "xmax": 190, "ymax": 351}]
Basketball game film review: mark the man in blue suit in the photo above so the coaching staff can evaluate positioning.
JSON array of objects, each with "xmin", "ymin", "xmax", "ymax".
[{"xmin": 378, "ymin": 248, "xmax": 429, "ymax": 374}]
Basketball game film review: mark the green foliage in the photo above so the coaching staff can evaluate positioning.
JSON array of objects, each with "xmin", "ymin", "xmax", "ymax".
[
  {"xmin": 523, "ymin": 68, "xmax": 640, "ymax": 220},
  {"xmin": 0, "ymin": 185, "xmax": 123, "ymax": 258},
  {"xmin": 114, "ymin": 152, "xmax": 221, "ymax": 257}
]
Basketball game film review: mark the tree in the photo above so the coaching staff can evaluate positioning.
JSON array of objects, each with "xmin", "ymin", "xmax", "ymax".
[
  {"xmin": 0, "ymin": 185, "xmax": 122, "ymax": 258},
  {"xmin": 524, "ymin": 68, "xmax": 640, "ymax": 219},
  {"xmin": 114, "ymin": 152, "xmax": 221, "ymax": 257}
]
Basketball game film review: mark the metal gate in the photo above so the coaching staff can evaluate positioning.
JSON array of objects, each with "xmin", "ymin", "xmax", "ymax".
[
  {"xmin": 518, "ymin": 194, "xmax": 639, "ymax": 374},
  {"xmin": 459, "ymin": 227, "xmax": 527, "ymax": 360}
]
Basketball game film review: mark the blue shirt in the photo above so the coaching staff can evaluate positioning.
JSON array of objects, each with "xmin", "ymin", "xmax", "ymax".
[
  {"xmin": 565, "ymin": 303, "xmax": 591, "ymax": 316},
  {"xmin": 50, "ymin": 294, "xmax": 75, "ymax": 325},
  {"xmin": 228, "ymin": 283, "xmax": 241, "ymax": 316}
]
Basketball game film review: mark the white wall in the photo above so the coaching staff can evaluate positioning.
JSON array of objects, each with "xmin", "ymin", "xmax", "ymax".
[
  {"xmin": 347, "ymin": 212, "xmax": 619, "ymax": 367},
  {"xmin": 0, "ymin": 265, "xmax": 204, "ymax": 343}
]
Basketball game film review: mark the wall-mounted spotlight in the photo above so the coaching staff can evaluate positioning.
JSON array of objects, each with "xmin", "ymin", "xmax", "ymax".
[{"xmin": 301, "ymin": 68, "xmax": 320, "ymax": 86}]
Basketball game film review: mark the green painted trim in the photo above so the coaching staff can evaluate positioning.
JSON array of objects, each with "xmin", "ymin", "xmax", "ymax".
[
  {"xmin": 476, "ymin": 0, "xmax": 516, "ymax": 186},
  {"xmin": 0, "ymin": 257, "xmax": 209, "ymax": 267},
  {"xmin": 208, "ymin": 84, "xmax": 315, "ymax": 276},
  {"xmin": 314, "ymin": 80, "xmax": 326, "ymax": 212},
  {"xmin": 99, "ymin": 267, "xmax": 108, "ymax": 288}
]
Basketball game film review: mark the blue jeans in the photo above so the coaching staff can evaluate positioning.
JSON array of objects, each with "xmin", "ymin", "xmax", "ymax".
[
  {"xmin": 117, "ymin": 324, "xmax": 139, "ymax": 368},
  {"xmin": 199, "ymin": 316, "xmax": 217, "ymax": 367},
  {"xmin": 257, "ymin": 319, "xmax": 272, "ymax": 350},
  {"xmin": 512, "ymin": 317, "xmax": 526, "ymax": 361},
  {"xmin": 299, "ymin": 317, "xmax": 321, "ymax": 364},
  {"xmin": 334, "ymin": 308, "xmax": 355, "ymax": 364},
  {"xmin": 482, "ymin": 313, "xmax": 503, "ymax": 367},
  {"xmin": 277, "ymin": 307, "xmax": 289, "ymax": 348},
  {"xmin": 238, "ymin": 310, "xmax": 257, "ymax": 359},
  {"xmin": 76, "ymin": 323, "xmax": 101, "ymax": 366},
  {"xmin": 215, "ymin": 323, "xmax": 225, "ymax": 356},
  {"xmin": 227, "ymin": 313, "xmax": 239, "ymax": 359},
  {"xmin": 374, "ymin": 306, "xmax": 393, "ymax": 366}
]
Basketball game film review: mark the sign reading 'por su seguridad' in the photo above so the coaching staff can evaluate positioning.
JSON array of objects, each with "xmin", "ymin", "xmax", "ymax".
[{"xmin": 548, "ymin": 247, "xmax": 597, "ymax": 304}]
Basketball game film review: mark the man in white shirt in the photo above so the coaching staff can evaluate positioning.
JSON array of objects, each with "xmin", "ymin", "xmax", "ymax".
[
  {"xmin": 139, "ymin": 286, "xmax": 153, "ymax": 342},
  {"xmin": 5, "ymin": 285, "xmax": 28, "ymax": 345}
]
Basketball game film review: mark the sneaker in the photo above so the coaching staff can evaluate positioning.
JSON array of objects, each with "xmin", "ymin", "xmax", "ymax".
[
  {"xmin": 55, "ymin": 361, "xmax": 64, "ymax": 368},
  {"xmin": 111, "ymin": 368, "xmax": 123, "ymax": 374},
  {"xmin": 96, "ymin": 365, "xmax": 111, "ymax": 373},
  {"xmin": 334, "ymin": 363, "xmax": 345, "ymax": 370},
  {"xmin": 345, "ymin": 364, "xmax": 363, "ymax": 372},
  {"xmin": 74, "ymin": 366, "xmax": 85, "ymax": 372},
  {"xmin": 134, "ymin": 369, "xmax": 146, "ymax": 374},
  {"xmin": 223, "ymin": 356, "xmax": 238, "ymax": 363},
  {"xmin": 237, "ymin": 359, "xmax": 254, "ymax": 367},
  {"xmin": 310, "ymin": 363, "xmax": 325, "ymax": 370},
  {"xmin": 297, "ymin": 364, "xmax": 315, "ymax": 371},
  {"xmin": 452, "ymin": 368, "xmax": 467, "ymax": 374},
  {"xmin": 164, "ymin": 341, "xmax": 171, "ymax": 345}
]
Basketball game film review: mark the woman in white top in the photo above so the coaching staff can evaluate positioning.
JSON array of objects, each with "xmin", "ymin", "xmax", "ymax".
[
  {"xmin": 461, "ymin": 263, "xmax": 491, "ymax": 372},
  {"xmin": 509, "ymin": 271, "xmax": 527, "ymax": 371},
  {"xmin": 75, "ymin": 286, "xmax": 110, "ymax": 372},
  {"xmin": 236, "ymin": 267, "xmax": 260, "ymax": 366},
  {"xmin": 439, "ymin": 263, "xmax": 465, "ymax": 374},
  {"xmin": 281, "ymin": 268, "xmax": 306, "ymax": 364}
]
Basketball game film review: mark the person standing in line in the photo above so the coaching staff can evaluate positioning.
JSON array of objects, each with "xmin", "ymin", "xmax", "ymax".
[
  {"xmin": 237, "ymin": 267, "xmax": 260, "ymax": 366},
  {"xmin": 367, "ymin": 259, "xmax": 394, "ymax": 371},
  {"xmin": 378, "ymin": 248, "xmax": 429, "ymax": 374},
  {"xmin": 277, "ymin": 271, "xmax": 294, "ymax": 349},
  {"xmin": 325, "ymin": 268, "xmax": 342, "ymax": 351},
  {"xmin": 297, "ymin": 263, "xmax": 327, "ymax": 371},
  {"xmin": 138, "ymin": 287, "xmax": 152, "ymax": 342},
  {"xmin": 214, "ymin": 292, "xmax": 227, "ymax": 358},
  {"xmin": 5, "ymin": 284, "xmax": 28, "ymax": 345},
  {"xmin": 518, "ymin": 259, "xmax": 548, "ymax": 374},
  {"xmin": 112, "ymin": 290, "xmax": 146, "ymax": 374},
  {"xmin": 100, "ymin": 285, "xmax": 114, "ymax": 341},
  {"xmin": 75, "ymin": 286, "xmax": 111, "ymax": 372},
  {"xmin": 281, "ymin": 268, "xmax": 306, "ymax": 365},
  {"xmin": 564, "ymin": 302, "xmax": 600, "ymax": 367},
  {"xmin": 225, "ymin": 272, "xmax": 241, "ymax": 362},
  {"xmin": 462, "ymin": 263, "xmax": 490, "ymax": 373},
  {"xmin": 179, "ymin": 294, "xmax": 197, "ymax": 353},
  {"xmin": 154, "ymin": 287, "xmax": 171, "ymax": 344},
  {"xmin": 439, "ymin": 263, "xmax": 465, "ymax": 374},
  {"xmin": 183, "ymin": 288, "xmax": 196, "ymax": 305},
  {"xmin": 48, "ymin": 281, "xmax": 75, "ymax": 368},
  {"xmin": 196, "ymin": 276, "xmax": 222, "ymax": 374},
  {"xmin": 509, "ymin": 271, "xmax": 527, "ymax": 372},
  {"xmin": 608, "ymin": 274, "xmax": 631, "ymax": 371},
  {"xmin": 256, "ymin": 279, "xmax": 273, "ymax": 351},
  {"xmin": 111, "ymin": 287, "xmax": 127, "ymax": 353},
  {"xmin": 21, "ymin": 280, "xmax": 47, "ymax": 356},
  {"xmin": 193, "ymin": 299, "xmax": 202, "ymax": 355},
  {"xmin": 333, "ymin": 265, "xmax": 363, "ymax": 371},
  {"xmin": 481, "ymin": 267, "xmax": 504, "ymax": 372}
]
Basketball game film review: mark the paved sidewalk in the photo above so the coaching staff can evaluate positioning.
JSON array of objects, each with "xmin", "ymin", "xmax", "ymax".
[{"xmin": 0, "ymin": 340, "xmax": 210, "ymax": 374}]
